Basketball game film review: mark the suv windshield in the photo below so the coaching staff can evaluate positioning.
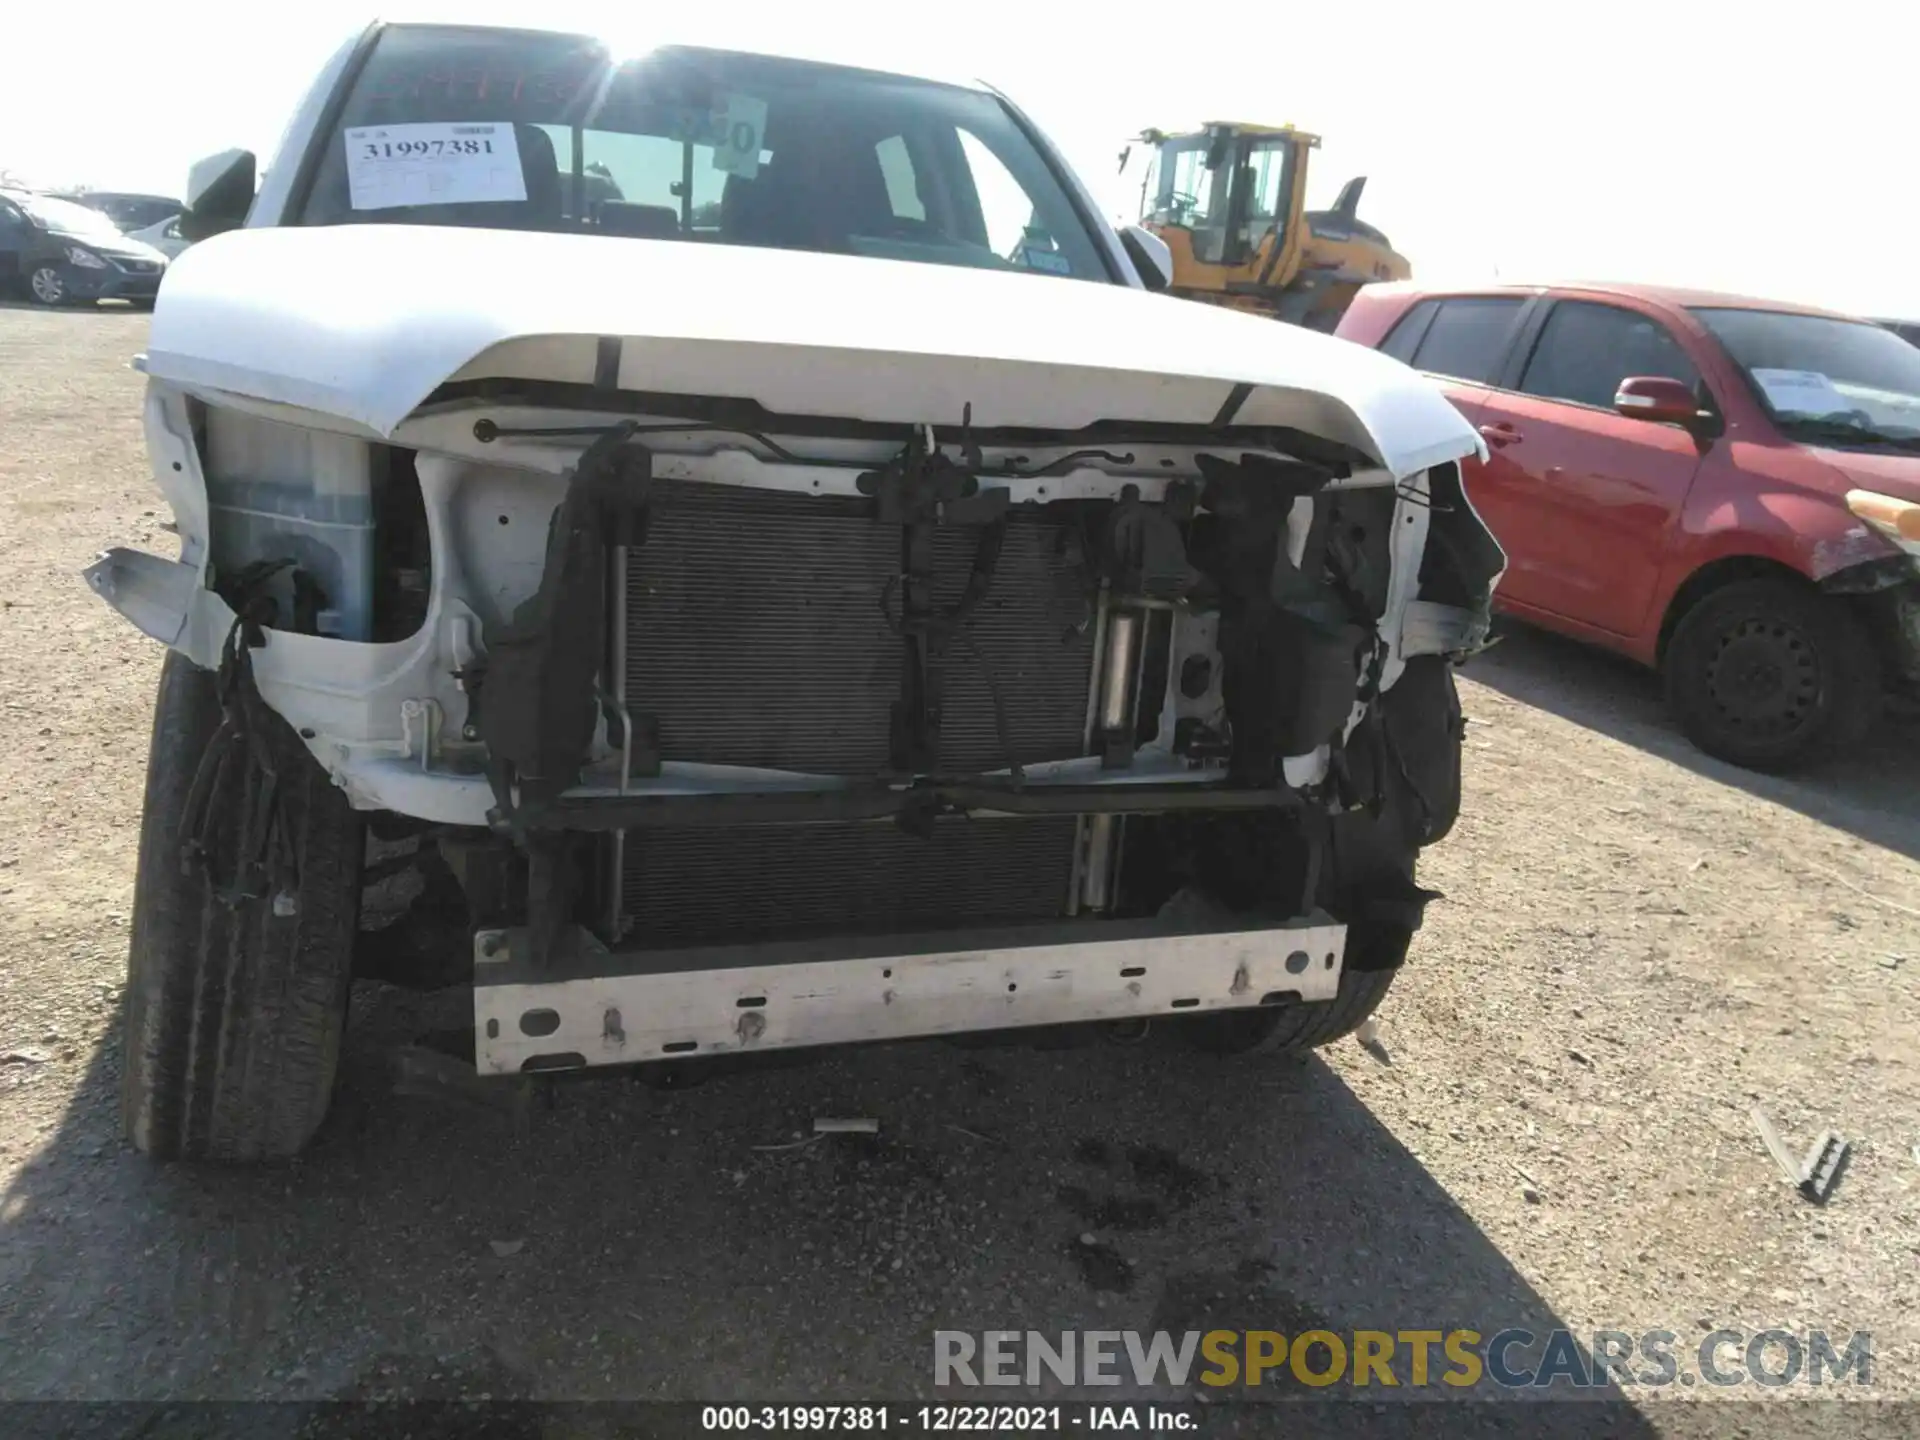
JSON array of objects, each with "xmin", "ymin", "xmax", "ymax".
[
  {"xmin": 296, "ymin": 26, "xmax": 1110, "ymax": 283},
  {"xmin": 1693, "ymin": 307, "xmax": 1920, "ymax": 448}
]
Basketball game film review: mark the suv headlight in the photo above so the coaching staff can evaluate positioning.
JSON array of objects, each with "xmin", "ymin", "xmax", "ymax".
[
  {"xmin": 65, "ymin": 246, "xmax": 108, "ymax": 269},
  {"xmin": 1847, "ymin": 489, "xmax": 1920, "ymax": 555}
]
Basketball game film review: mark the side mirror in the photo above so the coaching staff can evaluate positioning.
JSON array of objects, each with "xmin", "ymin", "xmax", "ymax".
[
  {"xmin": 179, "ymin": 149, "xmax": 257, "ymax": 242},
  {"xmin": 1119, "ymin": 224, "xmax": 1173, "ymax": 293},
  {"xmin": 1614, "ymin": 376, "xmax": 1701, "ymax": 426}
]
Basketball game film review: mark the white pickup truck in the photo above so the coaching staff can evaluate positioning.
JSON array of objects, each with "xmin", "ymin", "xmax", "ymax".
[{"xmin": 86, "ymin": 19, "xmax": 1500, "ymax": 1161}]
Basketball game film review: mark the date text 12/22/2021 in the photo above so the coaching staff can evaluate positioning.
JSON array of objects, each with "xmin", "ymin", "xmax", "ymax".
[{"xmin": 701, "ymin": 1406, "xmax": 1198, "ymax": 1431}]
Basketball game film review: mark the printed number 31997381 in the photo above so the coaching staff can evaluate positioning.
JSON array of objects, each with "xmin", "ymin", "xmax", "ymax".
[
  {"xmin": 360, "ymin": 137, "xmax": 495, "ymax": 160},
  {"xmin": 344, "ymin": 122, "xmax": 527, "ymax": 211}
]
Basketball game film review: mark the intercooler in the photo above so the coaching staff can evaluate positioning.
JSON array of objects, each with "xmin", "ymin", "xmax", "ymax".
[{"xmin": 615, "ymin": 482, "xmax": 1097, "ymax": 948}]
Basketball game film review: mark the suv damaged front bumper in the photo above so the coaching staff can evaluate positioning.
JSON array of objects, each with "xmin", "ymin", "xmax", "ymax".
[{"xmin": 88, "ymin": 366, "xmax": 1501, "ymax": 1072}]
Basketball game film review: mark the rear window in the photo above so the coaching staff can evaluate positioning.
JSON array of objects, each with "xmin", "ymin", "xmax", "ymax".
[
  {"xmin": 1408, "ymin": 298, "xmax": 1525, "ymax": 383},
  {"xmin": 295, "ymin": 26, "xmax": 1111, "ymax": 283}
]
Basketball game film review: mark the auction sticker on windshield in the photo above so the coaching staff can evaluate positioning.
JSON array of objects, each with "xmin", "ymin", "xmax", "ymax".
[
  {"xmin": 1751, "ymin": 367, "xmax": 1850, "ymax": 417},
  {"xmin": 345, "ymin": 122, "xmax": 526, "ymax": 211}
]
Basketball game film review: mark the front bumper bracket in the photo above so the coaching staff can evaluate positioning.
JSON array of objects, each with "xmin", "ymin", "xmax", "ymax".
[{"xmin": 473, "ymin": 915, "xmax": 1347, "ymax": 1074}]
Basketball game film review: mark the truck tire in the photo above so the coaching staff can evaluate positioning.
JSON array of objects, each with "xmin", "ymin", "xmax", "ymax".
[
  {"xmin": 122, "ymin": 652, "xmax": 364, "ymax": 1162},
  {"xmin": 1664, "ymin": 577, "xmax": 1881, "ymax": 772},
  {"xmin": 1183, "ymin": 965, "xmax": 1398, "ymax": 1057}
]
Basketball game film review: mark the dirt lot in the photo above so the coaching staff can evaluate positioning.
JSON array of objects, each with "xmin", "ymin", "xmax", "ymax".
[{"xmin": 1, "ymin": 308, "xmax": 1916, "ymax": 1430}]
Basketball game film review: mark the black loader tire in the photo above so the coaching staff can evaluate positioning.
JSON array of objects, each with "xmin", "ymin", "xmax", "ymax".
[
  {"xmin": 1664, "ymin": 577, "xmax": 1881, "ymax": 772},
  {"xmin": 1183, "ymin": 966, "xmax": 1398, "ymax": 1058},
  {"xmin": 122, "ymin": 651, "xmax": 365, "ymax": 1161}
]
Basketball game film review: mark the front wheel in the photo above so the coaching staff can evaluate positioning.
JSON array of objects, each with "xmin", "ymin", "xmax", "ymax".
[
  {"xmin": 27, "ymin": 265, "xmax": 68, "ymax": 306},
  {"xmin": 1182, "ymin": 965, "xmax": 1398, "ymax": 1057},
  {"xmin": 122, "ymin": 653, "xmax": 365, "ymax": 1162},
  {"xmin": 1663, "ymin": 577, "xmax": 1881, "ymax": 772}
]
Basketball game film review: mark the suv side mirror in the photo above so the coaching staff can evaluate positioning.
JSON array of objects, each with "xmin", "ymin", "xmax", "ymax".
[
  {"xmin": 1119, "ymin": 224, "xmax": 1173, "ymax": 292},
  {"xmin": 180, "ymin": 149, "xmax": 257, "ymax": 242},
  {"xmin": 1614, "ymin": 376, "xmax": 1702, "ymax": 426}
]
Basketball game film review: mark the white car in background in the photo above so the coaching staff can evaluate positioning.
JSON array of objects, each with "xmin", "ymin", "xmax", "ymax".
[{"xmin": 128, "ymin": 214, "xmax": 190, "ymax": 258}]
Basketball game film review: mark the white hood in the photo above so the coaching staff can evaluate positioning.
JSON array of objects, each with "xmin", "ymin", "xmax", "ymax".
[{"xmin": 145, "ymin": 224, "xmax": 1483, "ymax": 478}]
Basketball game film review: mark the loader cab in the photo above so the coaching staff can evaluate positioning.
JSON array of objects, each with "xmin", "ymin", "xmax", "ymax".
[{"xmin": 1138, "ymin": 123, "xmax": 1311, "ymax": 272}]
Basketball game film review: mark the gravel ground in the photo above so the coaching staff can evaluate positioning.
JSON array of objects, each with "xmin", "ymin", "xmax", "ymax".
[{"xmin": 0, "ymin": 308, "xmax": 1916, "ymax": 1433}]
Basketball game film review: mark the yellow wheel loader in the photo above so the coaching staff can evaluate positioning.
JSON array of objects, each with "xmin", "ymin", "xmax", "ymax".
[{"xmin": 1126, "ymin": 123, "xmax": 1409, "ymax": 332}]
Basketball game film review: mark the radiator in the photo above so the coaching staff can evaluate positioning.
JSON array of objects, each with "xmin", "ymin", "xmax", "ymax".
[
  {"xmin": 620, "ymin": 482, "xmax": 1095, "ymax": 775},
  {"xmin": 615, "ymin": 482, "xmax": 1095, "ymax": 947}
]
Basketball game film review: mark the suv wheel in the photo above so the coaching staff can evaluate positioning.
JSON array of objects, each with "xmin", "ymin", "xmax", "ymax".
[
  {"xmin": 27, "ymin": 265, "xmax": 67, "ymax": 306},
  {"xmin": 1664, "ymin": 577, "xmax": 1881, "ymax": 771},
  {"xmin": 122, "ymin": 653, "xmax": 365, "ymax": 1162}
]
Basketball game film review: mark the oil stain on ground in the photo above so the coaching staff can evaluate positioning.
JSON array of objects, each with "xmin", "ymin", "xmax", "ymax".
[
  {"xmin": 1064, "ymin": 1234, "xmax": 1134, "ymax": 1293},
  {"xmin": 1055, "ymin": 1184, "xmax": 1166, "ymax": 1231}
]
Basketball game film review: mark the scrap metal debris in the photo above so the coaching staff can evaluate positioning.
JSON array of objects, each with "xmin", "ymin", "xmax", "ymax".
[
  {"xmin": 753, "ymin": 1117, "xmax": 882, "ymax": 1153},
  {"xmin": 1354, "ymin": 1019, "xmax": 1390, "ymax": 1065},
  {"xmin": 1800, "ymin": 1133, "xmax": 1849, "ymax": 1205},
  {"xmin": 813, "ymin": 1117, "xmax": 880, "ymax": 1135},
  {"xmin": 750, "ymin": 1134, "xmax": 824, "ymax": 1153},
  {"xmin": 1752, "ymin": 1107, "xmax": 1804, "ymax": 1186},
  {"xmin": 1752, "ymin": 1107, "xmax": 1851, "ymax": 1204}
]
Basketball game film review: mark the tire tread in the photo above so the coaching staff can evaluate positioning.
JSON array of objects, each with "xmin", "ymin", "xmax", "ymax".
[{"xmin": 122, "ymin": 653, "xmax": 362, "ymax": 1162}]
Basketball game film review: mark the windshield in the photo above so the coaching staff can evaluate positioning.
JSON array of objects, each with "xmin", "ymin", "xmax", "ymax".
[
  {"xmin": 296, "ymin": 26, "xmax": 1110, "ymax": 283},
  {"xmin": 1693, "ymin": 307, "xmax": 1920, "ymax": 447},
  {"xmin": 16, "ymin": 193, "xmax": 125, "ymax": 239}
]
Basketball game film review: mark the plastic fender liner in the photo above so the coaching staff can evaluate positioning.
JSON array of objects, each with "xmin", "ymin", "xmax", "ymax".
[
  {"xmin": 1379, "ymin": 653, "xmax": 1466, "ymax": 846},
  {"xmin": 1312, "ymin": 655, "xmax": 1462, "ymax": 972}
]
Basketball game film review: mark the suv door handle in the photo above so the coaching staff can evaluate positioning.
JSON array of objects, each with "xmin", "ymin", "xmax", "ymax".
[{"xmin": 1478, "ymin": 422, "xmax": 1523, "ymax": 449}]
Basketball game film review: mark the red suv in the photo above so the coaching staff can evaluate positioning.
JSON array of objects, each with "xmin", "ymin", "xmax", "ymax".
[{"xmin": 1338, "ymin": 282, "xmax": 1920, "ymax": 770}]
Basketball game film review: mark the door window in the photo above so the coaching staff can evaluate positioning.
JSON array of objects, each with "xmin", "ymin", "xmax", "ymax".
[
  {"xmin": 1520, "ymin": 301, "xmax": 1699, "ymax": 409},
  {"xmin": 1380, "ymin": 299, "xmax": 1439, "ymax": 364},
  {"xmin": 1409, "ymin": 298, "xmax": 1525, "ymax": 383},
  {"xmin": 1245, "ymin": 144, "xmax": 1287, "ymax": 221}
]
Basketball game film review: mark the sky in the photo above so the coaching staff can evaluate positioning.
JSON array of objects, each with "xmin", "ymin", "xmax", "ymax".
[{"xmin": 5, "ymin": 0, "xmax": 1916, "ymax": 318}]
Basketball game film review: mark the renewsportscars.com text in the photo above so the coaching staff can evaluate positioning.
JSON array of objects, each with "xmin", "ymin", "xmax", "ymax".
[{"xmin": 934, "ymin": 1328, "xmax": 1872, "ymax": 1390}]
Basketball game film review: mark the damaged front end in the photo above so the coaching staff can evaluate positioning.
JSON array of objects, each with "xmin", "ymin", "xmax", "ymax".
[{"xmin": 90, "ymin": 332, "xmax": 1500, "ymax": 1074}]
